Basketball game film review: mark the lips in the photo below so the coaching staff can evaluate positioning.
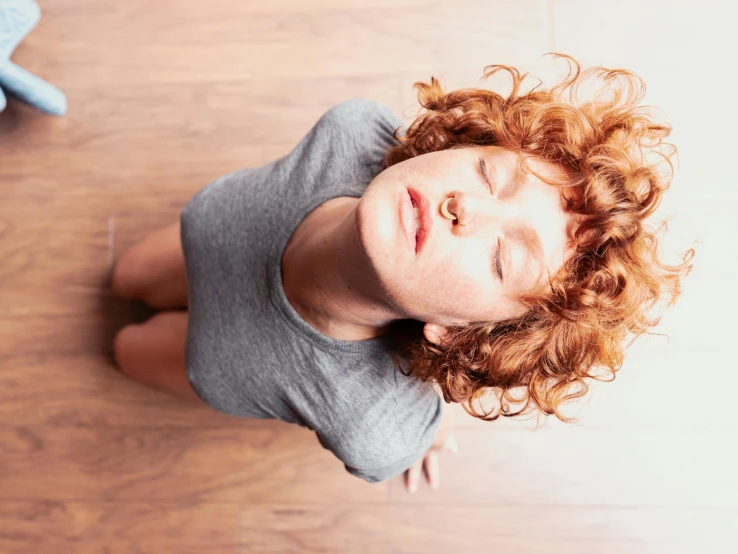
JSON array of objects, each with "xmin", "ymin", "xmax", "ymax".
[{"xmin": 407, "ymin": 188, "xmax": 432, "ymax": 254}]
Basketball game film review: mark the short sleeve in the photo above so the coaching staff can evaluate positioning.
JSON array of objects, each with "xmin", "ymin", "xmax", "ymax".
[
  {"xmin": 316, "ymin": 391, "xmax": 443, "ymax": 484},
  {"xmin": 312, "ymin": 98, "xmax": 404, "ymax": 183}
]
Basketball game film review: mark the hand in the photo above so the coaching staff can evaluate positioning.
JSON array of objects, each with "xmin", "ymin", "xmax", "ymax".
[{"xmin": 404, "ymin": 433, "xmax": 459, "ymax": 493}]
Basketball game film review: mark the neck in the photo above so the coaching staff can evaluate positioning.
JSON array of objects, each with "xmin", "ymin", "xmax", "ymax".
[{"xmin": 281, "ymin": 198, "xmax": 399, "ymax": 341}]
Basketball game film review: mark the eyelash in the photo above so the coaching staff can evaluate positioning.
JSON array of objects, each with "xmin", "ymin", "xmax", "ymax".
[
  {"xmin": 479, "ymin": 157, "xmax": 495, "ymax": 194},
  {"xmin": 495, "ymin": 237, "xmax": 504, "ymax": 281},
  {"xmin": 479, "ymin": 157, "xmax": 504, "ymax": 281}
]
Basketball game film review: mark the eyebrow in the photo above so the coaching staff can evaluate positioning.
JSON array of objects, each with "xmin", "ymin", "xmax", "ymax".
[
  {"xmin": 496, "ymin": 164, "xmax": 524, "ymax": 201},
  {"xmin": 503, "ymin": 225, "xmax": 545, "ymax": 287}
]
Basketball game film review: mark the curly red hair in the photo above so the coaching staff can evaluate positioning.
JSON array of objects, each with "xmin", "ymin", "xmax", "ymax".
[{"xmin": 385, "ymin": 54, "xmax": 694, "ymax": 422}]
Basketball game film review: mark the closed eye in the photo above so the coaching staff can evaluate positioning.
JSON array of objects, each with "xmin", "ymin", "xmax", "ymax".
[
  {"xmin": 479, "ymin": 157, "xmax": 495, "ymax": 193},
  {"xmin": 495, "ymin": 236, "xmax": 504, "ymax": 281},
  {"xmin": 480, "ymin": 157, "xmax": 504, "ymax": 280}
]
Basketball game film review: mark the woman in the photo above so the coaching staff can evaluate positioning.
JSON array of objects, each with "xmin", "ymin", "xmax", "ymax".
[{"xmin": 111, "ymin": 54, "xmax": 693, "ymax": 493}]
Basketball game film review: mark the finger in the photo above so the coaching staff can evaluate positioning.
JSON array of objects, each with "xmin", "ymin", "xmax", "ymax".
[
  {"xmin": 424, "ymin": 452, "xmax": 440, "ymax": 490},
  {"xmin": 445, "ymin": 435, "xmax": 459, "ymax": 455},
  {"xmin": 405, "ymin": 460, "xmax": 423, "ymax": 493}
]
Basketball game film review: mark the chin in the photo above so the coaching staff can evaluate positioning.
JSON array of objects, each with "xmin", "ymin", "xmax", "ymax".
[
  {"xmin": 354, "ymin": 193, "xmax": 396, "ymax": 266},
  {"xmin": 354, "ymin": 195, "xmax": 415, "ymax": 307}
]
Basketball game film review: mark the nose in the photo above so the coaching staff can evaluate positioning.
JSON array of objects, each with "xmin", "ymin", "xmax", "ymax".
[{"xmin": 444, "ymin": 190, "xmax": 499, "ymax": 232}]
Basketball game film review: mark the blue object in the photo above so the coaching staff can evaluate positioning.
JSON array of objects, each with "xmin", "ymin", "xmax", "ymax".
[{"xmin": 0, "ymin": 0, "xmax": 66, "ymax": 115}]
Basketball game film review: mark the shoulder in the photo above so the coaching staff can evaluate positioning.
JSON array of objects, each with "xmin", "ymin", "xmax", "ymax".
[
  {"xmin": 316, "ymin": 99, "xmax": 403, "ymax": 151},
  {"xmin": 316, "ymin": 382, "xmax": 443, "ymax": 483},
  {"xmin": 320, "ymin": 98, "xmax": 400, "ymax": 126},
  {"xmin": 277, "ymin": 98, "xmax": 402, "ymax": 187}
]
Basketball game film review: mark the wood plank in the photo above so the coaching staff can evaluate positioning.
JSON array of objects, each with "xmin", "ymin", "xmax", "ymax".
[
  {"xmin": 0, "ymin": 425, "xmax": 388, "ymax": 503},
  {"xmin": 0, "ymin": 313, "xmax": 138, "ymax": 360},
  {"xmin": 0, "ymin": 354, "xmax": 252, "ymax": 428},
  {"xmin": 38, "ymin": 0, "xmax": 441, "ymax": 19},
  {"xmin": 16, "ymin": 1, "xmax": 548, "ymax": 88},
  {"xmin": 387, "ymin": 427, "xmax": 738, "ymax": 507},
  {"xmin": 0, "ymin": 210, "xmax": 187, "ymax": 316},
  {"xmin": 0, "ymin": 214, "xmax": 110, "ymax": 316},
  {"xmin": 0, "ymin": 500, "xmax": 241, "ymax": 554},
  {"xmin": 0, "ymin": 76, "xmax": 404, "ymax": 152},
  {"xmin": 1, "ymin": 423, "xmax": 735, "ymax": 507},
  {"xmin": 0, "ymin": 501, "xmax": 733, "ymax": 554},
  {"xmin": 239, "ymin": 504, "xmax": 735, "ymax": 554}
]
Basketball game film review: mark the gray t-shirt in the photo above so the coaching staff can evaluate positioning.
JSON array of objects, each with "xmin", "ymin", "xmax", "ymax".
[{"xmin": 180, "ymin": 99, "xmax": 443, "ymax": 483}]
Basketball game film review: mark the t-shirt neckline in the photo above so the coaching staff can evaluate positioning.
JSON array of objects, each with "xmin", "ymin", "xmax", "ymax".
[{"xmin": 267, "ymin": 192, "xmax": 394, "ymax": 357}]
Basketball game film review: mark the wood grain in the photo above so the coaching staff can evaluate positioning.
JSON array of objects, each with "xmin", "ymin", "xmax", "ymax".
[
  {"xmin": 0, "ymin": 501, "xmax": 733, "ymax": 554},
  {"xmin": 0, "ymin": 0, "xmax": 733, "ymax": 552},
  {"xmin": 1, "ymin": 422, "xmax": 734, "ymax": 507},
  {"xmin": 0, "ymin": 424, "xmax": 388, "ymax": 504}
]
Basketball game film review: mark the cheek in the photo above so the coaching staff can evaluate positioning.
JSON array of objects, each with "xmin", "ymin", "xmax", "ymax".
[
  {"xmin": 440, "ymin": 251, "xmax": 532, "ymax": 322},
  {"xmin": 427, "ymin": 251, "xmax": 492, "ymax": 306},
  {"xmin": 367, "ymin": 167, "xmax": 398, "ymax": 192}
]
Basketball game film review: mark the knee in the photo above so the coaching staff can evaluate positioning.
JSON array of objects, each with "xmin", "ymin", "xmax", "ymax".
[
  {"xmin": 112, "ymin": 324, "xmax": 138, "ymax": 374},
  {"xmin": 111, "ymin": 251, "xmax": 142, "ymax": 299}
]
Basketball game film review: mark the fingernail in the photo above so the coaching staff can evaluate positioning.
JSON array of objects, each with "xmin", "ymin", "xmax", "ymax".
[{"xmin": 409, "ymin": 483, "xmax": 417, "ymax": 493}]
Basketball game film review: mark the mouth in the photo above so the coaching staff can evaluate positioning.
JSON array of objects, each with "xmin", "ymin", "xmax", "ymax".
[{"xmin": 406, "ymin": 188, "xmax": 431, "ymax": 254}]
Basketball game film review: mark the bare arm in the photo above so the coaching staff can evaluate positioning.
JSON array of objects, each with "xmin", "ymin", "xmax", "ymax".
[{"xmin": 403, "ymin": 394, "xmax": 459, "ymax": 493}]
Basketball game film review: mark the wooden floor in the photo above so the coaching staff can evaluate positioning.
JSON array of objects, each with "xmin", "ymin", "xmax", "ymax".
[{"xmin": 1, "ymin": 0, "xmax": 736, "ymax": 552}]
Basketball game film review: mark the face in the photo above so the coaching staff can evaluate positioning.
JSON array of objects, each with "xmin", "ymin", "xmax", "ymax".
[{"xmin": 355, "ymin": 145, "xmax": 577, "ymax": 336}]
